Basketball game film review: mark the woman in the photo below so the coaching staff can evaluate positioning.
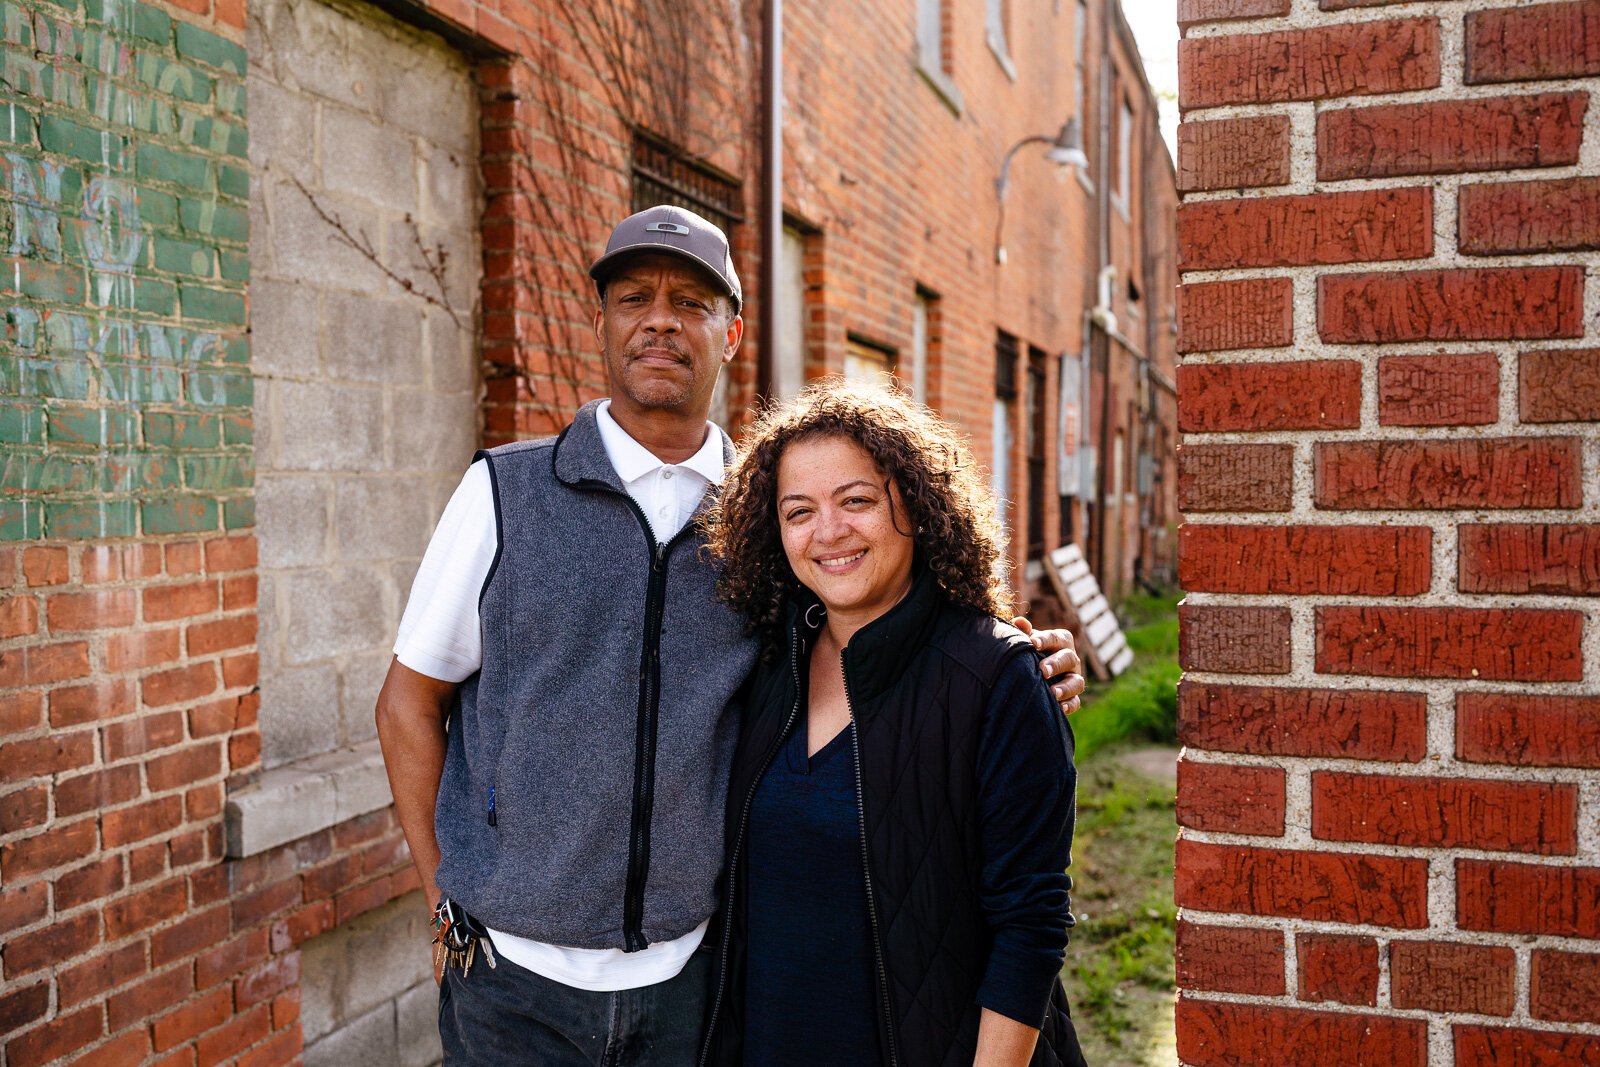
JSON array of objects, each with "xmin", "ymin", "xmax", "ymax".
[{"xmin": 702, "ymin": 382, "xmax": 1083, "ymax": 1067}]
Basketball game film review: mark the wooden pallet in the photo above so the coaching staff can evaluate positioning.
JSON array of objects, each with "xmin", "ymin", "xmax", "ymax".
[{"xmin": 1043, "ymin": 543, "xmax": 1133, "ymax": 681}]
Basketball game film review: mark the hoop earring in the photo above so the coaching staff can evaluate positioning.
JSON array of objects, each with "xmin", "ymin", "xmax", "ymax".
[{"xmin": 804, "ymin": 603, "xmax": 826, "ymax": 629}]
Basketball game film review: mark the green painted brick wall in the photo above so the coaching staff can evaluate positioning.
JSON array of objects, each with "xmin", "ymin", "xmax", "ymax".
[{"xmin": 1, "ymin": 0, "xmax": 250, "ymax": 540}]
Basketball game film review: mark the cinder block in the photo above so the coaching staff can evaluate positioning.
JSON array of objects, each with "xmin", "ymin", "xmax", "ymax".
[
  {"xmin": 322, "ymin": 292, "xmax": 424, "ymax": 385},
  {"xmin": 322, "ymin": 105, "xmax": 417, "ymax": 215},
  {"xmin": 274, "ymin": 381, "xmax": 385, "ymax": 473},
  {"xmin": 255, "ymin": 474, "xmax": 332, "ymax": 567},
  {"xmin": 282, "ymin": 566, "xmax": 390, "ymax": 663},
  {"xmin": 259, "ymin": 659, "xmax": 340, "ymax": 767}
]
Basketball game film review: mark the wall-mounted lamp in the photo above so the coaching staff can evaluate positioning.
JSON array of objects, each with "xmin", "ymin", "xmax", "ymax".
[{"xmin": 994, "ymin": 118, "xmax": 1088, "ymax": 264}]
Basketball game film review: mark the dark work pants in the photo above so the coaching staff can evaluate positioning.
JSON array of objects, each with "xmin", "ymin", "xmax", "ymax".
[{"xmin": 438, "ymin": 945, "xmax": 712, "ymax": 1067}]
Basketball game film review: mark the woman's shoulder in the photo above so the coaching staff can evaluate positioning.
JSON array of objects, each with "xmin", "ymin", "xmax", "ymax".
[{"xmin": 928, "ymin": 602, "xmax": 1038, "ymax": 683}]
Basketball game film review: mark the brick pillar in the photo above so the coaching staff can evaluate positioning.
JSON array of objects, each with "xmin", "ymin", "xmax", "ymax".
[{"xmin": 1174, "ymin": 2, "xmax": 1600, "ymax": 1064}]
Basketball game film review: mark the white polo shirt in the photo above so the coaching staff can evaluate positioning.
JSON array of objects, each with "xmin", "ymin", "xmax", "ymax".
[{"xmin": 394, "ymin": 401, "xmax": 726, "ymax": 990}]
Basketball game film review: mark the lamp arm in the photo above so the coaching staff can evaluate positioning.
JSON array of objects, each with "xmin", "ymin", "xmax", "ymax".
[{"xmin": 995, "ymin": 134, "xmax": 1055, "ymax": 201}]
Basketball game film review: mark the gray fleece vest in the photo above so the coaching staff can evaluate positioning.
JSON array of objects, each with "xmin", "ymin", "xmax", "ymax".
[{"xmin": 433, "ymin": 401, "xmax": 758, "ymax": 950}]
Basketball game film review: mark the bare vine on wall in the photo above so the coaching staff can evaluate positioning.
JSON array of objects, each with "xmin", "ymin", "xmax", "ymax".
[{"xmin": 481, "ymin": 0, "xmax": 764, "ymax": 432}]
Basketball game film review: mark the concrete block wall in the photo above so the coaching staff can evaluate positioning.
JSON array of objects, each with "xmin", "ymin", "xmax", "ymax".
[
  {"xmin": 1174, "ymin": 1, "xmax": 1600, "ymax": 1064},
  {"xmin": 246, "ymin": 0, "xmax": 479, "ymax": 768}
]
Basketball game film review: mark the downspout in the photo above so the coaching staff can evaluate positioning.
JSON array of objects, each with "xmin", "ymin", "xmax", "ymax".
[
  {"xmin": 758, "ymin": 0, "xmax": 782, "ymax": 400},
  {"xmin": 1091, "ymin": 1, "xmax": 1115, "ymax": 581}
]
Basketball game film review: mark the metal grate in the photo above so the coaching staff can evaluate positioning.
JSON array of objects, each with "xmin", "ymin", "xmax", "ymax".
[{"xmin": 631, "ymin": 129, "xmax": 744, "ymax": 234}]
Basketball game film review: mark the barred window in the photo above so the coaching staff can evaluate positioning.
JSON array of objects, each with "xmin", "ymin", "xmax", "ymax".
[{"xmin": 631, "ymin": 129, "xmax": 743, "ymax": 234}]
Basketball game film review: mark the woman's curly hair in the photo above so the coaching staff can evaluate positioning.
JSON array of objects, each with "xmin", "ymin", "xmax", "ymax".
[{"xmin": 704, "ymin": 378, "xmax": 1012, "ymax": 651}]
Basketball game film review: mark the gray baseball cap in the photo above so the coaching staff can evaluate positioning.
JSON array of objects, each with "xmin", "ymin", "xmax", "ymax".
[{"xmin": 588, "ymin": 205, "xmax": 742, "ymax": 312}]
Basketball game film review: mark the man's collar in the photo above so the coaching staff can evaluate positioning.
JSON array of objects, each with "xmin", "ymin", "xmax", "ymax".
[{"xmin": 596, "ymin": 400, "xmax": 726, "ymax": 485}]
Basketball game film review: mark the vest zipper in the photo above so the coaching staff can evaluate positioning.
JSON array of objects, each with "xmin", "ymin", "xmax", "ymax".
[
  {"xmin": 699, "ymin": 634, "xmax": 806, "ymax": 1067},
  {"xmin": 613, "ymin": 491, "xmax": 698, "ymax": 953},
  {"xmin": 844, "ymin": 658, "xmax": 901, "ymax": 1067}
]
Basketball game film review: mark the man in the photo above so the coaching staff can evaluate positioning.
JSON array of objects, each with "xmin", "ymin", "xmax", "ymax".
[{"xmin": 375, "ymin": 205, "xmax": 1085, "ymax": 1065}]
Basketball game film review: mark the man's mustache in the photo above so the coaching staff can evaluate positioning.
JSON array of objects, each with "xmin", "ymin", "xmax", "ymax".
[{"xmin": 627, "ymin": 340, "xmax": 688, "ymax": 361}]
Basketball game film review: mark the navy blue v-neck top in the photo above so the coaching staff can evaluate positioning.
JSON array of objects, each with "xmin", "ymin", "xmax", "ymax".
[{"xmin": 743, "ymin": 720, "xmax": 883, "ymax": 1067}]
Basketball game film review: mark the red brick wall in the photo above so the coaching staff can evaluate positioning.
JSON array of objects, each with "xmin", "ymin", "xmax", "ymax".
[{"xmin": 1175, "ymin": 1, "xmax": 1600, "ymax": 1063}]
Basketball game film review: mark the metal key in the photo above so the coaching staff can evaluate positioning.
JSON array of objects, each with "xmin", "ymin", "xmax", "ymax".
[{"xmin": 480, "ymin": 937, "xmax": 497, "ymax": 970}]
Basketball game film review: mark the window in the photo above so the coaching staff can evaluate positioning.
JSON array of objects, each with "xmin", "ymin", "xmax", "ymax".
[
  {"xmin": 986, "ymin": 0, "xmax": 1014, "ymax": 77},
  {"xmin": 916, "ymin": 0, "xmax": 963, "ymax": 112},
  {"xmin": 910, "ymin": 289, "xmax": 935, "ymax": 403},
  {"xmin": 1116, "ymin": 97, "xmax": 1133, "ymax": 216},
  {"xmin": 845, "ymin": 336, "xmax": 896, "ymax": 388},
  {"xmin": 774, "ymin": 226, "xmax": 808, "ymax": 402},
  {"xmin": 993, "ymin": 331, "xmax": 1019, "ymax": 537},
  {"xmin": 1026, "ymin": 346, "xmax": 1048, "ymax": 559},
  {"xmin": 631, "ymin": 128, "xmax": 743, "ymax": 235}
]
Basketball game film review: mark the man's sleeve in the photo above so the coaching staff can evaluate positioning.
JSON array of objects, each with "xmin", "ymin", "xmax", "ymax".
[{"xmin": 393, "ymin": 460, "xmax": 496, "ymax": 683}]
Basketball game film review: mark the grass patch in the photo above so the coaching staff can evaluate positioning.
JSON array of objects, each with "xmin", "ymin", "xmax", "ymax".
[
  {"xmin": 1069, "ymin": 593, "xmax": 1180, "ymax": 764},
  {"xmin": 1063, "ymin": 753, "xmax": 1177, "ymax": 1062}
]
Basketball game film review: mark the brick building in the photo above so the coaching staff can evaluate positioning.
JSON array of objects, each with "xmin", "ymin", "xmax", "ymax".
[
  {"xmin": 0, "ymin": 0, "xmax": 1174, "ymax": 1062},
  {"xmin": 1174, "ymin": 1, "xmax": 1600, "ymax": 1064}
]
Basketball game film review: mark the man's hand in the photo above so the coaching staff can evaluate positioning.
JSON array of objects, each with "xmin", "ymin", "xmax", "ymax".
[
  {"xmin": 1013, "ymin": 618, "xmax": 1085, "ymax": 716},
  {"xmin": 374, "ymin": 657, "xmax": 458, "ymax": 982}
]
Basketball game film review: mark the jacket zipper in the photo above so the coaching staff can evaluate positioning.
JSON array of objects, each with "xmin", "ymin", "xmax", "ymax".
[
  {"xmin": 699, "ymin": 635, "xmax": 806, "ymax": 1066},
  {"xmin": 844, "ymin": 659, "xmax": 901, "ymax": 1067},
  {"xmin": 600, "ymin": 484, "xmax": 696, "ymax": 954}
]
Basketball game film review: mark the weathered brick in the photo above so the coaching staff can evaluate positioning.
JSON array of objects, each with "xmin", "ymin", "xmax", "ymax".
[
  {"xmin": 1318, "ymin": 93, "xmax": 1586, "ymax": 180},
  {"xmin": 0, "ymin": 784, "xmax": 48, "ymax": 834},
  {"xmin": 1462, "ymin": 177, "xmax": 1600, "ymax": 257},
  {"xmin": 1316, "ymin": 606, "xmax": 1583, "ymax": 681},
  {"xmin": 103, "ymin": 877, "xmax": 188, "ymax": 938},
  {"xmin": 151, "ymin": 986, "xmax": 232, "ymax": 1052},
  {"xmin": 102, "ymin": 794, "xmax": 184, "ymax": 848},
  {"xmin": 1313, "ymin": 772, "xmax": 1577, "ymax": 854},
  {"xmin": 2, "ymin": 909, "xmax": 98, "ymax": 974},
  {"xmin": 1178, "ymin": 0, "xmax": 1289, "ymax": 25},
  {"xmin": 0, "ymin": 691, "xmax": 44, "ymax": 737},
  {"xmin": 143, "ymin": 580, "xmax": 218, "ymax": 622},
  {"xmin": 22, "ymin": 546, "xmax": 68, "ymax": 586},
  {"xmin": 1460, "ymin": 523, "xmax": 1600, "ymax": 596},
  {"xmin": 1466, "ymin": 1, "xmax": 1600, "ymax": 83},
  {"xmin": 1177, "ymin": 444, "xmax": 1293, "ymax": 513},
  {"xmin": 1455, "ymin": 1026, "xmax": 1600, "ymax": 1067},
  {"xmin": 1458, "ymin": 692, "xmax": 1600, "ymax": 769},
  {"xmin": 196, "ymin": 928, "xmax": 269, "ymax": 989},
  {"xmin": 1378, "ymin": 353, "xmax": 1499, "ymax": 427},
  {"xmin": 1178, "ymin": 18, "xmax": 1439, "ymax": 108},
  {"xmin": 0, "ymin": 880, "xmax": 48, "ymax": 934},
  {"xmin": 149, "ymin": 905, "xmax": 230, "ymax": 967},
  {"xmin": 1178, "ymin": 116, "xmax": 1291, "ymax": 192},
  {"xmin": 1178, "ymin": 188, "xmax": 1431, "ymax": 271},
  {"xmin": 142, "ymin": 661, "xmax": 217, "ymax": 706},
  {"xmin": 0, "ymin": 595, "xmax": 38, "ymax": 638},
  {"xmin": 1458, "ymin": 859, "xmax": 1600, "ymax": 937},
  {"xmin": 106, "ymin": 965, "xmax": 194, "ymax": 1033},
  {"xmin": 59, "ymin": 1029, "xmax": 152, "ymax": 1067},
  {"xmin": 57, "ymin": 764, "xmax": 141, "ymax": 818},
  {"xmin": 1297, "ymin": 933, "xmax": 1378, "ymax": 1005},
  {"xmin": 105, "ymin": 627, "xmax": 182, "ymax": 672},
  {"xmin": 1177, "ymin": 998, "xmax": 1426, "ymax": 1067},
  {"xmin": 0, "ymin": 730, "xmax": 94, "ymax": 782},
  {"xmin": 1176, "ymin": 840, "xmax": 1428, "ymax": 927},
  {"xmin": 204, "ymin": 534, "xmax": 257, "ymax": 572},
  {"xmin": 1530, "ymin": 950, "xmax": 1600, "ymax": 1023},
  {"xmin": 57, "ymin": 941, "xmax": 146, "ymax": 1008},
  {"xmin": 0, "ymin": 640, "xmax": 91, "ymax": 687},
  {"xmin": 1177, "ymin": 759, "xmax": 1284, "ymax": 836},
  {"xmin": 186, "ymin": 614, "xmax": 256, "ymax": 655},
  {"xmin": 50, "ymin": 676, "xmax": 137, "ymax": 727},
  {"xmin": 0, "ymin": 980, "xmax": 50, "ymax": 1033},
  {"xmin": 55, "ymin": 854, "xmax": 127, "ymax": 911},
  {"xmin": 165, "ymin": 542, "xmax": 203, "ymax": 577},
  {"xmin": 104, "ymin": 709, "xmax": 185, "ymax": 760},
  {"xmin": 234, "ymin": 950, "xmax": 301, "ymax": 1009},
  {"xmin": 1176, "ymin": 922, "xmax": 1285, "ymax": 995},
  {"xmin": 1177, "ymin": 360, "xmax": 1361, "ymax": 432},
  {"xmin": 1315, "ymin": 438, "xmax": 1583, "ymax": 510},
  {"xmin": 3, "ymin": 1004, "xmax": 104, "ymax": 1066},
  {"xmin": 1178, "ymin": 682, "xmax": 1427, "ymax": 761},
  {"xmin": 1319, "ymin": 267, "xmax": 1586, "ymax": 343},
  {"xmin": 1520, "ymin": 348, "xmax": 1600, "ymax": 421},
  {"xmin": 1391, "ymin": 940, "xmax": 1516, "ymax": 1016},
  {"xmin": 1179, "ymin": 524, "xmax": 1430, "ymax": 596},
  {"xmin": 1177, "ymin": 606, "xmax": 1292, "ymax": 674},
  {"xmin": 1176, "ymin": 278, "xmax": 1293, "ymax": 354}
]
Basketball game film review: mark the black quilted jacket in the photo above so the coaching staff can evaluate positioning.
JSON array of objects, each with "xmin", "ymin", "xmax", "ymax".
[{"xmin": 702, "ymin": 569, "xmax": 1085, "ymax": 1067}]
